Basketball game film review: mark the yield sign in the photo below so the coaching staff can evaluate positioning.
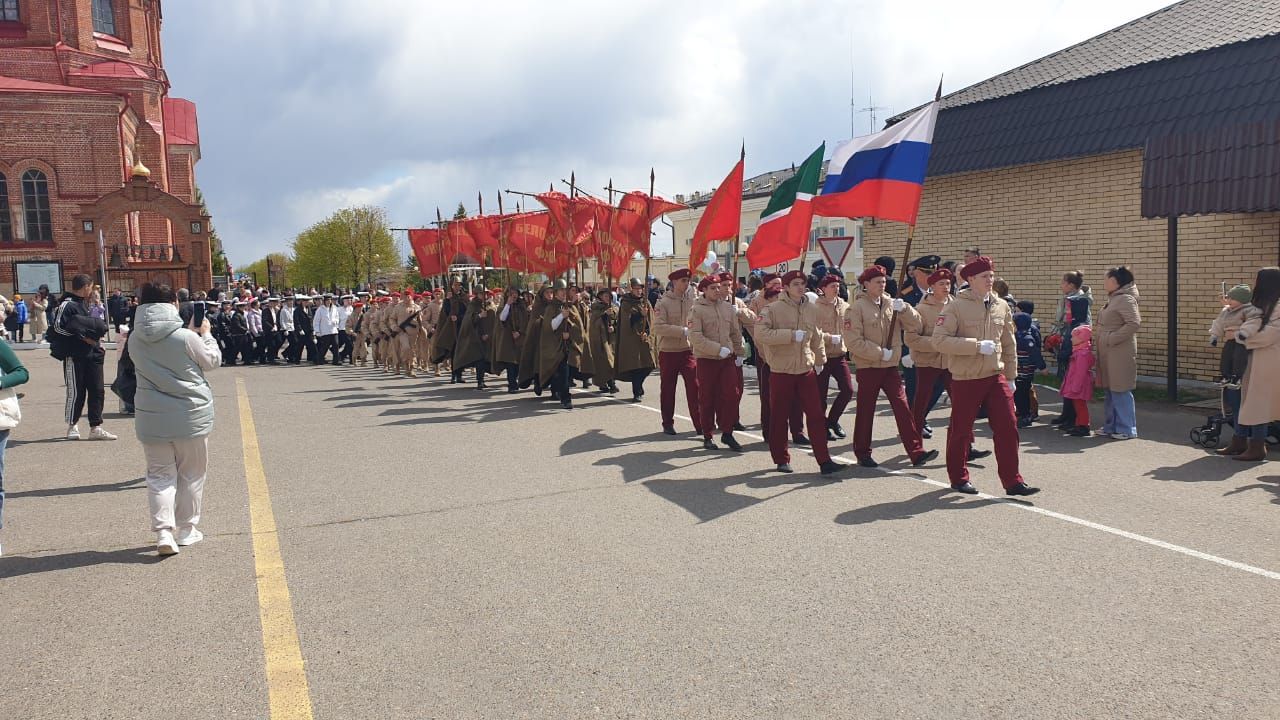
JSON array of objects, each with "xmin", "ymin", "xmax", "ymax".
[{"xmin": 818, "ymin": 237, "xmax": 853, "ymax": 268}]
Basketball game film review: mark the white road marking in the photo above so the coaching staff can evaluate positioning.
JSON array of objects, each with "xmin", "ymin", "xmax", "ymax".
[{"xmin": 609, "ymin": 395, "xmax": 1280, "ymax": 582}]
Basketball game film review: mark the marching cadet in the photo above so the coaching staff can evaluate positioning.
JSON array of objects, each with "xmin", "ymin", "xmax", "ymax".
[
  {"xmin": 588, "ymin": 287, "xmax": 619, "ymax": 394},
  {"xmin": 688, "ymin": 274, "xmax": 745, "ymax": 452},
  {"xmin": 539, "ymin": 279, "xmax": 579, "ymax": 409},
  {"xmin": 614, "ymin": 278, "xmax": 655, "ymax": 402},
  {"xmin": 434, "ymin": 279, "xmax": 466, "ymax": 383},
  {"xmin": 845, "ymin": 264, "xmax": 936, "ymax": 469},
  {"xmin": 899, "ymin": 255, "xmax": 944, "ymax": 437},
  {"xmin": 932, "ymin": 256, "xmax": 1040, "ymax": 497},
  {"xmin": 653, "ymin": 268, "xmax": 702, "ymax": 436},
  {"xmin": 419, "ymin": 288, "xmax": 442, "ymax": 374},
  {"xmin": 518, "ymin": 284, "xmax": 553, "ymax": 393},
  {"xmin": 754, "ymin": 270, "xmax": 847, "ymax": 475},
  {"xmin": 454, "ymin": 286, "xmax": 495, "ymax": 389},
  {"xmin": 314, "ymin": 294, "xmax": 341, "ymax": 365},
  {"xmin": 227, "ymin": 300, "xmax": 250, "ymax": 366},
  {"xmin": 752, "ymin": 275, "xmax": 805, "ymax": 444},
  {"xmin": 814, "ymin": 274, "xmax": 853, "ymax": 441},
  {"xmin": 391, "ymin": 291, "xmax": 421, "ymax": 377},
  {"xmin": 337, "ymin": 295, "xmax": 355, "ymax": 364},
  {"xmin": 278, "ymin": 296, "xmax": 296, "ymax": 363},
  {"xmin": 293, "ymin": 294, "xmax": 316, "ymax": 364},
  {"xmin": 721, "ymin": 271, "xmax": 750, "ymax": 432},
  {"xmin": 572, "ymin": 285, "xmax": 596, "ymax": 390},
  {"xmin": 346, "ymin": 299, "xmax": 367, "ymax": 366},
  {"xmin": 492, "ymin": 286, "xmax": 528, "ymax": 393},
  {"xmin": 381, "ymin": 293, "xmax": 400, "ymax": 373}
]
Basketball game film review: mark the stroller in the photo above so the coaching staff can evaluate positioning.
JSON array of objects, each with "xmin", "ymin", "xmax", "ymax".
[{"xmin": 1189, "ymin": 381, "xmax": 1280, "ymax": 448}]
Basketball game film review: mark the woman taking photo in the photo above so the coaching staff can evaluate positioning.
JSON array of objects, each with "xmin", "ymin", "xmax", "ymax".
[
  {"xmin": 130, "ymin": 283, "xmax": 221, "ymax": 556},
  {"xmin": 1229, "ymin": 267, "xmax": 1280, "ymax": 462},
  {"xmin": 1095, "ymin": 266, "xmax": 1141, "ymax": 439}
]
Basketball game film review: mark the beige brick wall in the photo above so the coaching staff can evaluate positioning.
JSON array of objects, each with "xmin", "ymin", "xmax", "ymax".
[{"xmin": 863, "ymin": 149, "xmax": 1280, "ymax": 382}]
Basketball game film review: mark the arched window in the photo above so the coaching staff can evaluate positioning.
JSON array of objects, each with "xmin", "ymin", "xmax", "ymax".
[
  {"xmin": 0, "ymin": 173, "xmax": 11, "ymax": 243},
  {"xmin": 21, "ymin": 169, "xmax": 52, "ymax": 244},
  {"xmin": 0, "ymin": 1, "xmax": 19, "ymax": 23},
  {"xmin": 92, "ymin": 0, "xmax": 115, "ymax": 35}
]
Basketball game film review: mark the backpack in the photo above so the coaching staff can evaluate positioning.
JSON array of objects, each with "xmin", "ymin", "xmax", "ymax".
[{"xmin": 48, "ymin": 299, "xmax": 78, "ymax": 361}]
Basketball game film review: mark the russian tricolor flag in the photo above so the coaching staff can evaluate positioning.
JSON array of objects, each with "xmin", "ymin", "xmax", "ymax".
[{"xmin": 813, "ymin": 101, "xmax": 938, "ymax": 226}]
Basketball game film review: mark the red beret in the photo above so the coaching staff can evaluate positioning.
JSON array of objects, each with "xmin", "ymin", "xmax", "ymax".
[
  {"xmin": 858, "ymin": 265, "xmax": 888, "ymax": 284},
  {"xmin": 781, "ymin": 270, "xmax": 806, "ymax": 285},
  {"xmin": 762, "ymin": 273, "xmax": 780, "ymax": 284},
  {"xmin": 818, "ymin": 274, "xmax": 841, "ymax": 289},
  {"xmin": 960, "ymin": 256, "xmax": 994, "ymax": 280},
  {"xmin": 927, "ymin": 268, "xmax": 954, "ymax": 286},
  {"xmin": 668, "ymin": 268, "xmax": 692, "ymax": 282},
  {"xmin": 697, "ymin": 276, "xmax": 716, "ymax": 292},
  {"xmin": 763, "ymin": 287, "xmax": 781, "ymax": 299},
  {"xmin": 718, "ymin": 272, "xmax": 734, "ymax": 284}
]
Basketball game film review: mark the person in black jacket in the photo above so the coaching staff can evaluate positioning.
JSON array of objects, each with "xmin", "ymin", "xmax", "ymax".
[
  {"xmin": 51, "ymin": 274, "xmax": 116, "ymax": 440},
  {"xmin": 293, "ymin": 296, "xmax": 316, "ymax": 364},
  {"xmin": 225, "ymin": 301, "xmax": 250, "ymax": 366},
  {"xmin": 261, "ymin": 297, "xmax": 280, "ymax": 364}
]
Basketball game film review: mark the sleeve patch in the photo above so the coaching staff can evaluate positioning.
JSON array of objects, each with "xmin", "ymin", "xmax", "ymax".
[{"xmin": 935, "ymin": 316, "xmax": 946, "ymax": 326}]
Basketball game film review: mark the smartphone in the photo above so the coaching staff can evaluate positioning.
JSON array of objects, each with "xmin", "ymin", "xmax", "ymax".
[{"xmin": 192, "ymin": 301, "xmax": 206, "ymax": 328}]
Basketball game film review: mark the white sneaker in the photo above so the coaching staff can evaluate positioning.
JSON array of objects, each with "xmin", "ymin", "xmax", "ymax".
[
  {"xmin": 66, "ymin": 424, "xmax": 81, "ymax": 440},
  {"xmin": 88, "ymin": 426, "xmax": 118, "ymax": 441},
  {"xmin": 157, "ymin": 530, "xmax": 180, "ymax": 556},
  {"xmin": 175, "ymin": 527, "xmax": 204, "ymax": 547},
  {"xmin": 1111, "ymin": 433, "xmax": 1136, "ymax": 440}
]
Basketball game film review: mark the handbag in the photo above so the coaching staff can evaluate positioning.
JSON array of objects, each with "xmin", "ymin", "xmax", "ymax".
[{"xmin": 0, "ymin": 367, "xmax": 21, "ymax": 430}]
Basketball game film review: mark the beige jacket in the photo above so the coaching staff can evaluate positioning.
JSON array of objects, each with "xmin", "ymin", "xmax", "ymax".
[
  {"xmin": 1238, "ymin": 311, "xmax": 1280, "ymax": 425},
  {"xmin": 688, "ymin": 296, "xmax": 744, "ymax": 360},
  {"xmin": 814, "ymin": 295, "xmax": 849, "ymax": 357},
  {"xmin": 931, "ymin": 288, "xmax": 1017, "ymax": 381},
  {"xmin": 1095, "ymin": 283, "xmax": 1141, "ymax": 392},
  {"xmin": 421, "ymin": 300, "xmax": 442, "ymax": 336},
  {"xmin": 653, "ymin": 286, "xmax": 696, "ymax": 353},
  {"xmin": 904, "ymin": 293, "xmax": 949, "ymax": 369},
  {"xmin": 844, "ymin": 293, "xmax": 920, "ymax": 368},
  {"xmin": 754, "ymin": 294, "xmax": 826, "ymax": 375}
]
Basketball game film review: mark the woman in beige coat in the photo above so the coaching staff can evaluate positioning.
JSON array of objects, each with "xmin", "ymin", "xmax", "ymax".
[
  {"xmin": 1095, "ymin": 266, "xmax": 1141, "ymax": 439},
  {"xmin": 1228, "ymin": 267, "xmax": 1280, "ymax": 461}
]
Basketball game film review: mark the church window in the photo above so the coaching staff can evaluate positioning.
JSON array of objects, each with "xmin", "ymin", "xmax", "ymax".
[
  {"xmin": 21, "ymin": 169, "xmax": 52, "ymax": 243},
  {"xmin": 0, "ymin": 1, "xmax": 17, "ymax": 23},
  {"xmin": 0, "ymin": 173, "xmax": 11, "ymax": 243},
  {"xmin": 92, "ymin": 0, "xmax": 116, "ymax": 35}
]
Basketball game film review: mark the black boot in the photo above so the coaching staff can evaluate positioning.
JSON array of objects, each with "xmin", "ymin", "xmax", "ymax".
[
  {"xmin": 792, "ymin": 434, "xmax": 811, "ymax": 447},
  {"xmin": 702, "ymin": 437, "xmax": 717, "ymax": 450},
  {"xmin": 721, "ymin": 433, "xmax": 743, "ymax": 452},
  {"xmin": 829, "ymin": 421, "xmax": 846, "ymax": 439}
]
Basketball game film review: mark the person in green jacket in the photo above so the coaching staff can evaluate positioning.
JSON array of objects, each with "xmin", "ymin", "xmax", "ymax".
[{"xmin": 0, "ymin": 336, "xmax": 30, "ymax": 557}]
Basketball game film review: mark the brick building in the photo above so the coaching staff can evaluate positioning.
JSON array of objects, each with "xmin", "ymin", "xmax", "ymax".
[
  {"xmin": 865, "ymin": 0, "xmax": 1280, "ymax": 385},
  {"xmin": 0, "ymin": 0, "xmax": 211, "ymax": 295}
]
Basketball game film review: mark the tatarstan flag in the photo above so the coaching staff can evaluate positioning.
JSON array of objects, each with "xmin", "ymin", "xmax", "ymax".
[
  {"xmin": 746, "ymin": 143, "xmax": 825, "ymax": 269},
  {"xmin": 688, "ymin": 153, "xmax": 745, "ymax": 271}
]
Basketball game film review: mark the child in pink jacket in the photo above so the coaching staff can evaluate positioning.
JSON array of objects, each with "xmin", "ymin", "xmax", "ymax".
[{"xmin": 1059, "ymin": 324, "xmax": 1095, "ymax": 437}]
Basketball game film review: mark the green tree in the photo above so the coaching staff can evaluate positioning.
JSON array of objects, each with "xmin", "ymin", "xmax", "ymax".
[
  {"xmin": 240, "ymin": 252, "xmax": 292, "ymax": 291},
  {"xmin": 290, "ymin": 206, "xmax": 401, "ymax": 289},
  {"xmin": 196, "ymin": 187, "xmax": 229, "ymax": 277},
  {"xmin": 402, "ymin": 253, "xmax": 429, "ymax": 291},
  {"xmin": 454, "ymin": 202, "xmax": 467, "ymax": 220}
]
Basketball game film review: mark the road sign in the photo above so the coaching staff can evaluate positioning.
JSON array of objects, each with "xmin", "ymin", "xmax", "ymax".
[{"xmin": 819, "ymin": 237, "xmax": 854, "ymax": 268}]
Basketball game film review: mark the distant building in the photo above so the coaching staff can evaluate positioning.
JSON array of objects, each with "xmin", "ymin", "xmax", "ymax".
[
  {"xmin": 866, "ymin": 0, "xmax": 1280, "ymax": 382},
  {"xmin": 0, "ymin": 0, "xmax": 213, "ymax": 294}
]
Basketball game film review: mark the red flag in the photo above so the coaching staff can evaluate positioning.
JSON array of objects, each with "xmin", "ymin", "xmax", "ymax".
[
  {"xmin": 409, "ymin": 228, "xmax": 446, "ymax": 277},
  {"xmin": 612, "ymin": 192, "xmax": 687, "ymax": 258},
  {"xmin": 688, "ymin": 157, "xmax": 744, "ymax": 270},
  {"xmin": 464, "ymin": 215, "xmax": 500, "ymax": 251},
  {"xmin": 444, "ymin": 221, "xmax": 479, "ymax": 263}
]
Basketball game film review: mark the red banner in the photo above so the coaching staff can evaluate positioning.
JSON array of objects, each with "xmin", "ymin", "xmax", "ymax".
[
  {"xmin": 443, "ymin": 221, "xmax": 479, "ymax": 263},
  {"xmin": 409, "ymin": 228, "xmax": 446, "ymax": 277},
  {"xmin": 463, "ymin": 215, "xmax": 501, "ymax": 252},
  {"xmin": 612, "ymin": 191, "xmax": 688, "ymax": 258}
]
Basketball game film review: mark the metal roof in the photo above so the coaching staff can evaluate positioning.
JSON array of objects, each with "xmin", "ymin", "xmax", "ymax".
[
  {"xmin": 1141, "ymin": 119, "xmax": 1280, "ymax": 217},
  {"xmin": 923, "ymin": 33, "xmax": 1280, "ymax": 177},
  {"xmin": 890, "ymin": 0, "xmax": 1280, "ymax": 123}
]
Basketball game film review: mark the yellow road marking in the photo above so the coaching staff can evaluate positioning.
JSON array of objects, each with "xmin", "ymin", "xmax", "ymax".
[{"xmin": 237, "ymin": 377, "xmax": 315, "ymax": 720}]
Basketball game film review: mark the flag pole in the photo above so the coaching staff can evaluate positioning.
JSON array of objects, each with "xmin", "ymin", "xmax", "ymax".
[
  {"xmin": 436, "ymin": 207, "xmax": 446, "ymax": 289},
  {"xmin": 883, "ymin": 223, "xmax": 916, "ymax": 350},
  {"xmin": 731, "ymin": 143, "xmax": 745, "ymax": 281},
  {"xmin": 644, "ymin": 168, "xmax": 654, "ymax": 281},
  {"xmin": 605, "ymin": 178, "xmax": 615, "ymax": 289}
]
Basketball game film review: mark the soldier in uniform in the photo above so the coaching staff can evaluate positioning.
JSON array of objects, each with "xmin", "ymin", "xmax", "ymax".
[
  {"xmin": 227, "ymin": 300, "xmax": 250, "ymax": 366},
  {"xmin": 752, "ymin": 275, "xmax": 805, "ymax": 444},
  {"xmin": 652, "ymin": 268, "xmax": 702, "ymax": 436},
  {"xmin": 814, "ymin": 274, "xmax": 853, "ymax": 440},
  {"xmin": 932, "ymin": 256, "xmax": 1040, "ymax": 497},
  {"xmin": 519, "ymin": 284, "xmax": 553, "ymax": 393},
  {"xmin": 588, "ymin": 287, "xmax": 618, "ymax": 394},
  {"xmin": 754, "ymin": 270, "xmax": 848, "ymax": 475},
  {"xmin": 392, "ymin": 291, "xmax": 421, "ymax": 377},
  {"xmin": 434, "ymin": 279, "xmax": 466, "ymax": 383},
  {"xmin": 346, "ymin": 299, "xmax": 367, "ymax": 366},
  {"xmin": 567, "ymin": 285, "xmax": 595, "ymax": 391},
  {"xmin": 688, "ymin": 274, "xmax": 745, "ymax": 451},
  {"xmin": 419, "ymin": 288, "xmax": 442, "ymax": 375},
  {"xmin": 454, "ymin": 286, "xmax": 495, "ymax": 389},
  {"xmin": 844, "ymin": 264, "xmax": 936, "ymax": 469},
  {"xmin": 293, "ymin": 294, "xmax": 316, "ymax": 364},
  {"xmin": 492, "ymin": 287, "xmax": 528, "ymax": 393},
  {"xmin": 899, "ymin": 255, "xmax": 946, "ymax": 438},
  {"xmin": 539, "ymin": 280, "xmax": 580, "ymax": 409},
  {"xmin": 615, "ymin": 278, "xmax": 655, "ymax": 402}
]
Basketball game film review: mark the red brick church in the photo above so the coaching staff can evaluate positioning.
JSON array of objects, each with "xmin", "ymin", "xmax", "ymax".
[{"xmin": 0, "ymin": 0, "xmax": 212, "ymax": 294}]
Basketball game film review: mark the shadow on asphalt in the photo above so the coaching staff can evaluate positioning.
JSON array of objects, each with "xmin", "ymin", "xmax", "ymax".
[
  {"xmin": 833, "ymin": 488, "xmax": 1000, "ymax": 525},
  {"xmin": 0, "ymin": 546, "xmax": 164, "ymax": 578},
  {"xmin": 7, "ymin": 477, "xmax": 145, "ymax": 499},
  {"xmin": 644, "ymin": 471, "xmax": 839, "ymax": 524},
  {"xmin": 1224, "ymin": 476, "xmax": 1280, "ymax": 505},
  {"xmin": 1144, "ymin": 455, "xmax": 1257, "ymax": 483}
]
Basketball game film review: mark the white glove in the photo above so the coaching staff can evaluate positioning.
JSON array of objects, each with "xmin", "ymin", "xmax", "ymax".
[
  {"xmin": 978, "ymin": 339, "xmax": 997, "ymax": 355},
  {"xmin": 1009, "ymin": 380, "xmax": 1017, "ymax": 393},
  {"xmin": 815, "ymin": 364, "xmax": 825, "ymax": 375},
  {"xmin": 682, "ymin": 326, "xmax": 689, "ymax": 337},
  {"xmin": 881, "ymin": 347, "xmax": 893, "ymax": 362},
  {"xmin": 891, "ymin": 298, "xmax": 907, "ymax": 312},
  {"xmin": 735, "ymin": 356, "xmax": 744, "ymax": 367},
  {"xmin": 901, "ymin": 353, "xmax": 915, "ymax": 368},
  {"xmin": 829, "ymin": 334, "xmax": 842, "ymax": 344},
  {"xmin": 793, "ymin": 329, "xmax": 808, "ymax": 343},
  {"xmin": 718, "ymin": 346, "xmax": 732, "ymax": 359}
]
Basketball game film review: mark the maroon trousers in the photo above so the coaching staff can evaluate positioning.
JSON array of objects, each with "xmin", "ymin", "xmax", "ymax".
[
  {"xmin": 852, "ymin": 367, "xmax": 924, "ymax": 461},
  {"xmin": 659, "ymin": 350, "xmax": 701, "ymax": 432},
  {"xmin": 911, "ymin": 365, "xmax": 951, "ymax": 432},
  {"xmin": 696, "ymin": 357, "xmax": 740, "ymax": 438},
  {"xmin": 817, "ymin": 355, "xmax": 855, "ymax": 424},
  {"xmin": 947, "ymin": 375, "xmax": 1023, "ymax": 489},
  {"xmin": 758, "ymin": 358, "xmax": 802, "ymax": 439},
  {"xmin": 768, "ymin": 370, "xmax": 832, "ymax": 466}
]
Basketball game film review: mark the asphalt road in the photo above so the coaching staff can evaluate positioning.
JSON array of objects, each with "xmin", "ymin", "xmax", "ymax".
[{"xmin": 1, "ymin": 348, "xmax": 1277, "ymax": 719}]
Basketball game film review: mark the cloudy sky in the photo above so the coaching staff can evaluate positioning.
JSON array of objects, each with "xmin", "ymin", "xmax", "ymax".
[{"xmin": 163, "ymin": 0, "xmax": 1173, "ymax": 263}]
